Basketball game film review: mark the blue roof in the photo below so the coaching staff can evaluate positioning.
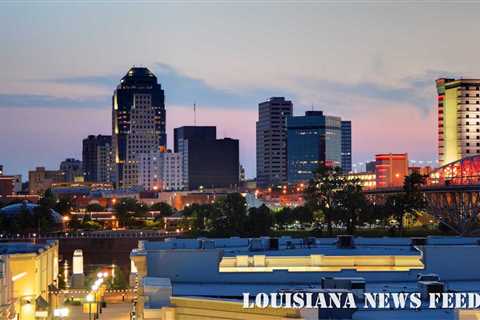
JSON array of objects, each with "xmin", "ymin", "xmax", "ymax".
[{"xmin": 0, "ymin": 202, "xmax": 63, "ymax": 223}]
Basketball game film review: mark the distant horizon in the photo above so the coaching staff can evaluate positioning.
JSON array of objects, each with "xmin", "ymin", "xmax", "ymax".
[{"xmin": 4, "ymin": 2, "xmax": 478, "ymax": 178}]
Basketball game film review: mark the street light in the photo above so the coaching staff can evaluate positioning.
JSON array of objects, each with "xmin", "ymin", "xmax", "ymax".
[{"xmin": 86, "ymin": 294, "xmax": 94, "ymax": 320}]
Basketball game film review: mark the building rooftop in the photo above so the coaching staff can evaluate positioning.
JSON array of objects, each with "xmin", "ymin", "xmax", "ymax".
[
  {"xmin": 0, "ymin": 240, "xmax": 57, "ymax": 255},
  {"xmin": 0, "ymin": 201, "xmax": 63, "ymax": 223}
]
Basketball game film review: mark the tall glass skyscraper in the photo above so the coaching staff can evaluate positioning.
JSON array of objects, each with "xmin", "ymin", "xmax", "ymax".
[
  {"xmin": 287, "ymin": 111, "xmax": 350, "ymax": 184},
  {"xmin": 112, "ymin": 67, "xmax": 166, "ymax": 188}
]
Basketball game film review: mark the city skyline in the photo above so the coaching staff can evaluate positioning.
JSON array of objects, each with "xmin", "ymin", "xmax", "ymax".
[{"xmin": 3, "ymin": 2, "xmax": 480, "ymax": 178}]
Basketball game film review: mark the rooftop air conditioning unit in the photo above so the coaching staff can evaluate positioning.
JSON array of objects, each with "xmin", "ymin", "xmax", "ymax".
[
  {"xmin": 336, "ymin": 235, "xmax": 355, "ymax": 248},
  {"xmin": 417, "ymin": 273, "xmax": 440, "ymax": 282},
  {"xmin": 249, "ymin": 239, "xmax": 265, "ymax": 252},
  {"xmin": 201, "ymin": 239, "xmax": 215, "ymax": 249},
  {"xmin": 411, "ymin": 237, "xmax": 427, "ymax": 246}
]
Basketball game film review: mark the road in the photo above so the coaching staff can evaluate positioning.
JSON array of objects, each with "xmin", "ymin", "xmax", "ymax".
[{"xmin": 68, "ymin": 302, "xmax": 131, "ymax": 320}]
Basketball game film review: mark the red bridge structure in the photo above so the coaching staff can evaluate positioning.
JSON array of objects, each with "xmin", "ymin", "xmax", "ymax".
[{"xmin": 366, "ymin": 155, "xmax": 480, "ymax": 235}]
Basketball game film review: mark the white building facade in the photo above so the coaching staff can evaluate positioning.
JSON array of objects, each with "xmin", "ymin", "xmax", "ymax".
[
  {"xmin": 139, "ymin": 151, "xmax": 183, "ymax": 191},
  {"xmin": 124, "ymin": 94, "xmax": 160, "ymax": 188}
]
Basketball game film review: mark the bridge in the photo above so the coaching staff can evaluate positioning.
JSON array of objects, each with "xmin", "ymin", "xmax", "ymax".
[{"xmin": 366, "ymin": 155, "xmax": 480, "ymax": 235}]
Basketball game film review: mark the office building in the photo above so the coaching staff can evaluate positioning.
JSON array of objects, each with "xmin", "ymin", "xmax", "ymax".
[
  {"xmin": 123, "ymin": 94, "xmax": 162, "ymax": 188},
  {"xmin": 436, "ymin": 78, "xmax": 480, "ymax": 166},
  {"xmin": 0, "ymin": 167, "xmax": 22, "ymax": 197},
  {"xmin": 82, "ymin": 135, "xmax": 113, "ymax": 183},
  {"xmin": 28, "ymin": 167, "xmax": 64, "ymax": 195},
  {"xmin": 287, "ymin": 111, "xmax": 345, "ymax": 184},
  {"xmin": 174, "ymin": 126, "xmax": 239, "ymax": 190},
  {"xmin": 0, "ymin": 175, "xmax": 21, "ymax": 198},
  {"xmin": 375, "ymin": 153, "xmax": 408, "ymax": 188},
  {"xmin": 112, "ymin": 67, "xmax": 166, "ymax": 188},
  {"xmin": 173, "ymin": 126, "xmax": 216, "ymax": 153},
  {"xmin": 139, "ymin": 150, "xmax": 183, "ymax": 191},
  {"xmin": 256, "ymin": 97, "xmax": 293, "ymax": 187},
  {"xmin": 341, "ymin": 120, "xmax": 352, "ymax": 172},
  {"xmin": 59, "ymin": 158, "xmax": 83, "ymax": 182}
]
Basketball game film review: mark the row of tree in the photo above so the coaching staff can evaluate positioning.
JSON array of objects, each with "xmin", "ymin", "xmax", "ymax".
[
  {"xmin": 0, "ymin": 164, "xmax": 429, "ymax": 235},
  {"xmin": 180, "ymin": 165, "xmax": 429, "ymax": 236}
]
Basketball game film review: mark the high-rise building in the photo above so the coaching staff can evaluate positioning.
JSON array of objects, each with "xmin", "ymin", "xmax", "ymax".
[
  {"xmin": 82, "ymin": 135, "xmax": 113, "ymax": 183},
  {"xmin": 59, "ymin": 158, "xmax": 83, "ymax": 182},
  {"xmin": 174, "ymin": 126, "xmax": 239, "ymax": 190},
  {"xmin": 341, "ymin": 120, "xmax": 352, "ymax": 173},
  {"xmin": 436, "ymin": 78, "xmax": 480, "ymax": 166},
  {"xmin": 375, "ymin": 153, "xmax": 408, "ymax": 188},
  {"xmin": 256, "ymin": 97, "xmax": 293, "ymax": 187},
  {"xmin": 112, "ymin": 67, "xmax": 166, "ymax": 188},
  {"xmin": 123, "ymin": 94, "xmax": 161, "ymax": 188},
  {"xmin": 173, "ymin": 126, "xmax": 216, "ymax": 153},
  {"xmin": 138, "ymin": 150, "xmax": 183, "ymax": 191},
  {"xmin": 286, "ymin": 111, "xmax": 344, "ymax": 184}
]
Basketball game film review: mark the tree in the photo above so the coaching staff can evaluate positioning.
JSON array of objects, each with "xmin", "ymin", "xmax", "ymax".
[
  {"xmin": 385, "ymin": 172, "xmax": 427, "ymax": 234},
  {"xmin": 183, "ymin": 203, "xmax": 215, "ymax": 232},
  {"xmin": 215, "ymin": 193, "xmax": 248, "ymax": 235},
  {"xmin": 304, "ymin": 165, "xmax": 345, "ymax": 235},
  {"xmin": 247, "ymin": 205, "xmax": 273, "ymax": 236},
  {"xmin": 86, "ymin": 203, "xmax": 105, "ymax": 212},
  {"xmin": 30, "ymin": 189, "xmax": 57, "ymax": 233},
  {"xmin": 292, "ymin": 206, "xmax": 313, "ymax": 224},
  {"xmin": 151, "ymin": 202, "xmax": 174, "ymax": 217},
  {"xmin": 332, "ymin": 181, "xmax": 370, "ymax": 234},
  {"xmin": 114, "ymin": 198, "xmax": 142, "ymax": 227},
  {"xmin": 38, "ymin": 189, "xmax": 57, "ymax": 210},
  {"xmin": 55, "ymin": 196, "xmax": 73, "ymax": 215},
  {"xmin": 275, "ymin": 207, "xmax": 294, "ymax": 228}
]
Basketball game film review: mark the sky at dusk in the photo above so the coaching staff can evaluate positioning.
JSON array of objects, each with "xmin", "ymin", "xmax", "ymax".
[{"xmin": 1, "ymin": 1, "xmax": 479, "ymax": 179}]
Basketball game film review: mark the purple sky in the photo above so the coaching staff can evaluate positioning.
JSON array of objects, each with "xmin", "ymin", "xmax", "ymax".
[{"xmin": 2, "ymin": 2, "xmax": 478, "ymax": 178}]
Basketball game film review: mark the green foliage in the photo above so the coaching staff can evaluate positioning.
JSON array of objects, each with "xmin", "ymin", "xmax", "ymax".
[
  {"xmin": 151, "ymin": 202, "xmax": 174, "ymax": 217},
  {"xmin": 86, "ymin": 203, "xmax": 105, "ymax": 212},
  {"xmin": 304, "ymin": 164, "xmax": 370, "ymax": 235},
  {"xmin": 54, "ymin": 196, "xmax": 73, "ymax": 215},
  {"xmin": 246, "ymin": 205, "xmax": 273, "ymax": 236},
  {"xmin": 214, "ymin": 193, "xmax": 248, "ymax": 235},
  {"xmin": 385, "ymin": 172, "xmax": 427, "ymax": 233},
  {"xmin": 38, "ymin": 188, "xmax": 57, "ymax": 209},
  {"xmin": 113, "ymin": 198, "xmax": 145, "ymax": 227}
]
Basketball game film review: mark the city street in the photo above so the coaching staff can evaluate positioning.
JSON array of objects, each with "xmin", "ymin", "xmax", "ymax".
[{"xmin": 69, "ymin": 303, "xmax": 131, "ymax": 320}]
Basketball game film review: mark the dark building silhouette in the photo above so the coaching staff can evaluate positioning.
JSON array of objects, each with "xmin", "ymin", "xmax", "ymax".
[
  {"xmin": 173, "ymin": 126, "xmax": 216, "ymax": 153},
  {"xmin": 341, "ymin": 120, "xmax": 352, "ymax": 173},
  {"xmin": 112, "ymin": 67, "xmax": 166, "ymax": 188},
  {"xmin": 82, "ymin": 135, "xmax": 113, "ymax": 182},
  {"xmin": 174, "ymin": 126, "xmax": 239, "ymax": 190}
]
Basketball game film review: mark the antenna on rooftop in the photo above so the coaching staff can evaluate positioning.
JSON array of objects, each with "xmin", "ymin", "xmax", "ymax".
[{"xmin": 194, "ymin": 102, "xmax": 197, "ymax": 126}]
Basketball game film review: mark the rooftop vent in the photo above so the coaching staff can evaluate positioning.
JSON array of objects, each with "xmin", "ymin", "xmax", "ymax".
[
  {"xmin": 411, "ymin": 237, "xmax": 427, "ymax": 246},
  {"xmin": 336, "ymin": 235, "xmax": 355, "ymax": 249}
]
